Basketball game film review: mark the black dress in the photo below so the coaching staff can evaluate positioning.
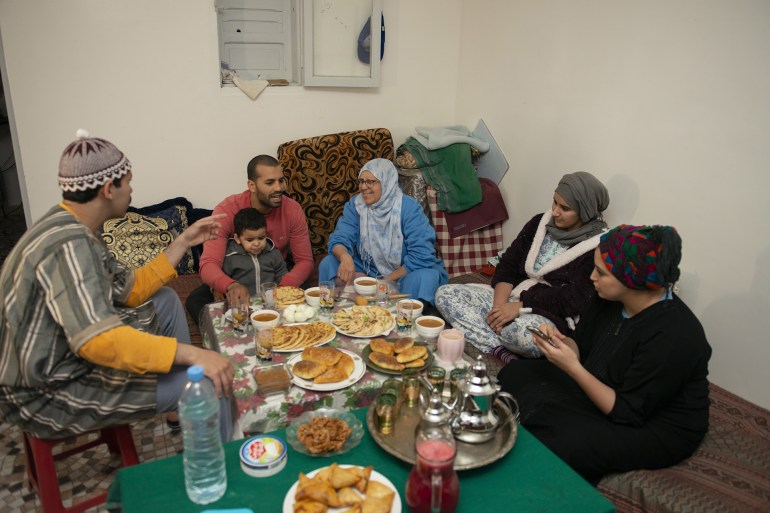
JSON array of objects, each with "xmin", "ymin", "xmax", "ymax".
[{"xmin": 497, "ymin": 294, "xmax": 711, "ymax": 484}]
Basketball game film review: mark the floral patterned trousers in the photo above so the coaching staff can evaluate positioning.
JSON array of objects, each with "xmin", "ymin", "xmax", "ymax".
[{"xmin": 434, "ymin": 283, "xmax": 554, "ymax": 358}]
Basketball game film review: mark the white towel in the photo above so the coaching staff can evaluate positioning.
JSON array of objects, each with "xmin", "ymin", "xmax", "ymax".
[
  {"xmin": 233, "ymin": 77, "xmax": 269, "ymax": 101},
  {"xmin": 414, "ymin": 125, "xmax": 490, "ymax": 152}
]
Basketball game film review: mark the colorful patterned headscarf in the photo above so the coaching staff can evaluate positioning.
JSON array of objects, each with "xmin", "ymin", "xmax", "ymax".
[{"xmin": 599, "ymin": 224, "xmax": 680, "ymax": 290}]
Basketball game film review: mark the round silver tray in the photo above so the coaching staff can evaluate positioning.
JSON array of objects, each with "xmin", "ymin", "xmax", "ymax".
[{"xmin": 366, "ymin": 402, "xmax": 517, "ymax": 471}]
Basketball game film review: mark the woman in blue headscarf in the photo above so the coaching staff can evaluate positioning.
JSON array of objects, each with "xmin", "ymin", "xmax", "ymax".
[{"xmin": 319, "ymin": 159, "xmax": 448, "ymax": 305}]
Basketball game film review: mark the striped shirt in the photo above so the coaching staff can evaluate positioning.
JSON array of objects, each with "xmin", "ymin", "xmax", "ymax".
[{"xmin": 0, "ymin": 205, "xmax": 157, "ymax": 438}]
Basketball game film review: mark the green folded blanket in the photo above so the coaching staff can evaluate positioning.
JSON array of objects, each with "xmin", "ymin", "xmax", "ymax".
[{"xmin": 400, "ymin": 137, "xmax": 482, "ymax": 213}]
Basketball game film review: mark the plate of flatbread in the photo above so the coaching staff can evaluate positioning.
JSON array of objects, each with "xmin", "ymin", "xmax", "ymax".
[
  {"xmin": 272, "ymin": 322, "xmax": 337, "ymax": 352},
  {"xmin": 287, "ymin": 347, "xmax": 366, "ymax": 392},
  {"xmin": 332, "ymin": 305, "xmax": 395, "ymax": 338},
  {"xmin": 362, "ymin": 338, "xmax": 434, "ymax": 375},
  {"xmin": 274, "ymin": 286, "xmax": 306, "ymax": 309},
  {"xmin": 282, "ymin": 464, "xmax": 401, "ymax": 513}
]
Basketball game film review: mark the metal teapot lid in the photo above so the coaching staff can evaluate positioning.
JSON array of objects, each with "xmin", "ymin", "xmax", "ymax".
[
  {"xmin": 420, "ymin": 389, "xmax": 452, "ymax": 425},
  {"xmin": 462, "ymin": 355, "xmax": 497, "ymax": 397}
]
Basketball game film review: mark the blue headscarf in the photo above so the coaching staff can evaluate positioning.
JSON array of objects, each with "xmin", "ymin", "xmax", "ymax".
[{"xmin": 354, "ymin": 159, "xmax": 404, "ymax": 274}]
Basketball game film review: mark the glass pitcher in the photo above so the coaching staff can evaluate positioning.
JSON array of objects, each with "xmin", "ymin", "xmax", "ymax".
[{"xmin": 405, "ymin": 423, "xmax": 460, "ymax": 513}]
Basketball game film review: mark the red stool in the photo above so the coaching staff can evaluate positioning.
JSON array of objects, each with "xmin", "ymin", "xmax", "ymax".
[{"xmin": 23, "ymin": 425, "xmax": 140, "ymax": 513}]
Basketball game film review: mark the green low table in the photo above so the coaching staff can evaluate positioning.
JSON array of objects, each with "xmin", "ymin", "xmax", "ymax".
[{"xmin": 108, "ymin": 408, "xmax": 615, "ymax": 513}]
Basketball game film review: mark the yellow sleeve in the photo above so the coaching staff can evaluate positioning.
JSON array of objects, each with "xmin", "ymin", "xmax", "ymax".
[
  {"xmin": 78, "ymin": 325, "xmax": 177, "ymax": 374},
  {"xmin": 124, "ymin": 253, "xmax": 178, "ymax": 307}
]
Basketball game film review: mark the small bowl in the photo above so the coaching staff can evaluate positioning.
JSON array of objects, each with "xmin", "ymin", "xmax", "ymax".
[
  {"xmin": 415, "ymin": 315, "xmax": 446, "ymax": 338},
  {"xmin": 304, "ymin": 287, "xmax": 321, "ymax": 308},
  {"xmin": 253, "ymin": 363, "xmax": 292, "ymax": 396},
  {"xmin": 251, "ymin": 309, "xmax": 281, "ymax": 330},
  {"xmin": 285, "ymin": 408, "xmax": 364, "ymax": 457},
  {"xmin": 353, "ymin": 276, "xmax": 377, "ymax": 297},
  {"xmin": 398, "ymin": 299, "xmax": 423, "ymax": 318}
]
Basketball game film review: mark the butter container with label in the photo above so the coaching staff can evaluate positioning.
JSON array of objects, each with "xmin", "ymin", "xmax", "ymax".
[{"xmin": 239, "ymin": 435, "xmax": 287, "ymax": 478}]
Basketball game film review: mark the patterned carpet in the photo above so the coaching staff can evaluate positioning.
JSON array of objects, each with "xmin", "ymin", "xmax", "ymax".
[{"xmin": 0, "ymin": 416, "xmax": 183, "ymax": 513}]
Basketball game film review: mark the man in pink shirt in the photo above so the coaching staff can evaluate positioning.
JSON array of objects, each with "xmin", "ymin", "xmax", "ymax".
[{"xmin": 185, "ymin": 155, "xmax": 313, "ymax": 323}]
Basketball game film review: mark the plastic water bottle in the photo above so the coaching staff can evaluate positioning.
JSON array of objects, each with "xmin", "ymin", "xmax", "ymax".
[{"xmin": 179, "ymin": 365, "xmax": 227, "ymax": 504}]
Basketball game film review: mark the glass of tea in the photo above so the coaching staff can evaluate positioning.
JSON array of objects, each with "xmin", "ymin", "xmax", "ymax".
[
  {"xmin": 318, "ymin": 280, "xmax": 335, "ymax": 315},
  {"xmin": 255, "ymin": 327, "xmax": 273, "ymax": 361},
  {"xmin": 375, "ymin": 275, "xmax": 390, "ymax": 308},
  {"xmin": 260, "ymin": 282, "xmax": 277, "ymax": 308}
]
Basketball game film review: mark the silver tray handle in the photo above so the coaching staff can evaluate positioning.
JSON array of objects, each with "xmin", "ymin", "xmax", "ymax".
[{"xmin": 494, "ymin": 391, "xmax": 520, "ymax": 428}]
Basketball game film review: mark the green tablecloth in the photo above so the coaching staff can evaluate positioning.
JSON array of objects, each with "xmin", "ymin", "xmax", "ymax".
[{"xmin": 108, "ymin": 408, "xmax": 615, "ymax": 513}]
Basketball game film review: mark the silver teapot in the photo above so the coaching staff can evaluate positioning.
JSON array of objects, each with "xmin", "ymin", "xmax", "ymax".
[{"xmin": 449, "ymin": 356, "xmax": 519, "ymax": 444}]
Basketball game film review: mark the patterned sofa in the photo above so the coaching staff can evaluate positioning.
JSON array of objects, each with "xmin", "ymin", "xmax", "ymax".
[{"xmin": 277, "ymin": 127, "xmax": 395, "ymax": 259}]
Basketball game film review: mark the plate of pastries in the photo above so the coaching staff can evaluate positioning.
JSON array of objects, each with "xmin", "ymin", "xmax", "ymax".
[
  {"xmin": 275, "ymin": 286, "xmax": 308, "ymax": 309},
  {"xmin": 282, "ymin": 463, "xmax": 400, "ymax": 513},
  {"xmin": 287, "ymin": 346, "xmax": 366, "ymax": 391},
  {"xmin": 272, "ymin": 322, "xmax": 337, "ymax": 352},
  {"xmin": 361, "ymin": 337, "xmax": 433, "ymax": 375},
  {"xmin": 332, "ymin": 305, "xmax": 395, "ymax": 338}
]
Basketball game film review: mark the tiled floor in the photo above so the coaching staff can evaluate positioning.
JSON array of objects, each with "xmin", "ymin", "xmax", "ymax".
[{"xmin": 0, "ymin": 416, "xmax": 183, "ymax": 513}]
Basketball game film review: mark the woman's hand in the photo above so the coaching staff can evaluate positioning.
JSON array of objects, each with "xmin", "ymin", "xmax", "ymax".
[
  {"xmin": 531, "ymin": 324, "xmax": 580, "ymax": 372},
  {"xmin": 337, "ymin": 254, "xmax": 356, "ymax": 284},
  {"xmin": 486, "ymin": 301, "xmax": 522, "ymax": 334},
  {"xmin": 532, "ymin": 325, "xmax": 616, "ymax": 415}
]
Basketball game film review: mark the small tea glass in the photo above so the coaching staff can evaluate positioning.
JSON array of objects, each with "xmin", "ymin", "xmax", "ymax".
[
  {"xmin": 260, "ymin": 282, "xmax": 277, "ymax": 309},
  {"xmin": 375, "ymin": 275, "xmax": 390, "ymax": 308},
  {"xmin": 396, "ymin": 299, "xmax": 414, "ymax": 334},
  {"xmin": 402, "ymin": 369, "xmax": 421, "ymax": 408},
  {"xmin": 230, "ymin": 304, "xmax": 248, "ymax": 331},
  {"xmin": 375, "ymin": 392, "xmax": 398, "ymax": 435},
  {"xmin": 255, "ymin": 327, "xmax": 273, "ymax": 361},
  {"xmin": 381, "ymin": 378, "xmax": 404, "ymax": 415},
  {"xmin": 449, "ymin": 367, "xmax": 468, "ymax": 401},
  {"xmin": 427, "ymin": 366, "xmax": 446, "ymax": 395},
  {"xmin": 318, "ymin": 280, "xmax": 335, "ymax": 315}
]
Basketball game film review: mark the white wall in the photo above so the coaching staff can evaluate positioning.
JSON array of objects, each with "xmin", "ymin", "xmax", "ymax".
[
  {"xmin": 456, "ymin": 0, "xmax": 770, "ymax": 408},
  {"xmin": 0, "ymin": 0, "xmax": 462, "ymax": 219}
]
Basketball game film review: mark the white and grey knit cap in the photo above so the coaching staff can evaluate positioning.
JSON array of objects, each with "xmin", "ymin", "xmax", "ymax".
[{"xmin": 58, "ymin": 129, "xmax": 132, "ymax": 192}]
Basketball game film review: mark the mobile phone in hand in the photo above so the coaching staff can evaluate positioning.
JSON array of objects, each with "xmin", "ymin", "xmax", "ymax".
[{"xmin": 527, "ymin": 326, "xmax": 559, "ymax": 348}]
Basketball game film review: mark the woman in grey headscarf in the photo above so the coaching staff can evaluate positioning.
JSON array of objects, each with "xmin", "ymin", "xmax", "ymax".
[{"xmin": 435, "ymin": 171, "xmax": 610, "ymax": 357}]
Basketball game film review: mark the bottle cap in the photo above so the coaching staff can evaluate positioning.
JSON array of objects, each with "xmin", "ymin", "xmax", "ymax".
[{"xmin": 187, "ymin": 365, "xmax": 204, "ymax": 382}]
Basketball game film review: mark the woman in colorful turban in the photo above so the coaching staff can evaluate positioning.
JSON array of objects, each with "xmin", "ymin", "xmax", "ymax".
[
  {"xmin": 435, "ymin": 171, "xmax": 610, "ymax": 357},
  {"xmin": 498, "ymin": 225, "xmax": 712, "ymax": 484}
]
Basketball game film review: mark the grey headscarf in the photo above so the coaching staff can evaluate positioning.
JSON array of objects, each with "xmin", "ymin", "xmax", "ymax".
[{"xmin": 546, "ymin": 171, "xmax": 610, "ymax": 246}]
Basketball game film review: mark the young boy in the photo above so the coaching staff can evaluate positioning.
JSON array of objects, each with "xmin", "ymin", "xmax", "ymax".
[{"xmin": 222, "ymin": 208, "xmax": 288, "ymax": 296}]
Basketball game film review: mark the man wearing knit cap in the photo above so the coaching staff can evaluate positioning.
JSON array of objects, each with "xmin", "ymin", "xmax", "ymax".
[{"xmin": 0, "ymin": 130, "xmax": 235, "ymax": 441}]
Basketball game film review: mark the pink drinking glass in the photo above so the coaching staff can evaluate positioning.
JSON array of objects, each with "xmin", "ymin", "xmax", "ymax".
[{"xmin": 437, "ymin": 329, "xmax": 465, "ymax": 363}]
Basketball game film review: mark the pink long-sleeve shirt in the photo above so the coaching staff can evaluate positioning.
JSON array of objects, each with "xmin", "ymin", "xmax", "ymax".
[{"xmin": 199, "ymin": 191, "xmax": 313, "ymax": 292}]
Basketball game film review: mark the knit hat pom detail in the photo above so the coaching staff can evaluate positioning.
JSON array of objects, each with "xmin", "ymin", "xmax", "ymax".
[{"xmin": 58, "ymin": 131, "xmax": 131, "ymax": 192}]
